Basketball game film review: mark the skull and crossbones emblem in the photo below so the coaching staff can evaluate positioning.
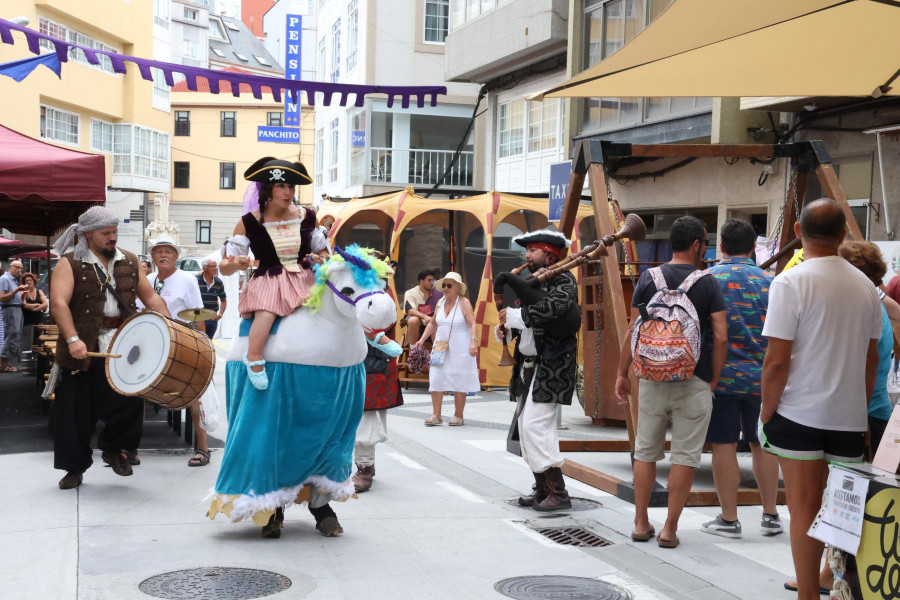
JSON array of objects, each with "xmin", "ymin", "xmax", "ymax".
[{"xmin": 269, "ymin": 169, "xmax": 286, "ymax": 182}]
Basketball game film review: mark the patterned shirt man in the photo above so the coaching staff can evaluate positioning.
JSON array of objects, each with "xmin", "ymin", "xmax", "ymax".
[{"xmin": 708, "ymin": 257, "xmax": 773, "ymax": 398}]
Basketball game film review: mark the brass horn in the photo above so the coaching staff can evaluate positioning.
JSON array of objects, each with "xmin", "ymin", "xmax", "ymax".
[{"xmin": 494, "ymin": 213, "xmax": 646, "ymax": 367}]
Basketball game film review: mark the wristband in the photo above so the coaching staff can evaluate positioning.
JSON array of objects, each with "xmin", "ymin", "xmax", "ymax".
[{"xmin": 66, "ymin": 335, "xmax": 80, "ymax": 345}]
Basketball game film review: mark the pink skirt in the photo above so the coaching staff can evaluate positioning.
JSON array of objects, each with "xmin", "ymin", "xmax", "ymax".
[{"xmin": 238, "ymin": 269, "xmax": 316, "ymax": 317}]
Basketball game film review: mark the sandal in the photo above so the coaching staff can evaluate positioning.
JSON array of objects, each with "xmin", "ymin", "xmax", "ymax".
[
  {"xmin": 424, "ymin": 415, "xmax": 443, "ymax": 426},
  {"xmin": 1, "ymin": 366, "xmax": 20, "ymax": 373},
  {"xmin": 243, "ymin": 353, "xmax": 268, "ymax": 390},
  {"xmin": 188, "ymin": 448, "xmax": 211, "ymax": 467},
  {"xmin": 449, "ymin": 416, "xmax": 464, "ymax": 426},
  {"xmin": 630, "ymin": 526, "xmax": 655, "ymax": 541},
  {"xmin": 123, "ymin": 450, "xmax": 140, "ymax": 466}
]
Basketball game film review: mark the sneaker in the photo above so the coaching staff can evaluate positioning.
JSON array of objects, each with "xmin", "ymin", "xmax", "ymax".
[
  {"xmin": 761, "ymin": 513, "xmax": 784, "ymax": 535},
  {"xmin": 701, "ymin": 514, "xmax": 742, "ymax": 538}
]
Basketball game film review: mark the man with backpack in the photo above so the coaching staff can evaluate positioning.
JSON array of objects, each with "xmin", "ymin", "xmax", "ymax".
[{"xmin": 615, "ymin": 215, "xmax": 727, "ymax": 548}]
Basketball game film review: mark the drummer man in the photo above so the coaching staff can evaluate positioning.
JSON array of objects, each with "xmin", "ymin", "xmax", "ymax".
[
  {"xmin": 49, "ymin": 206, "xmax": 171, "ymax": 490},
  {"xmin": 142, "ymin": 234, "xmax": 212, "ymax": 468}
]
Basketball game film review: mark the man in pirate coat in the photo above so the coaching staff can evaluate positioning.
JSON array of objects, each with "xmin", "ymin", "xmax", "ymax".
[{"xmin": 497, "ymin": 228, "xmax": 578, "ymax": 511}]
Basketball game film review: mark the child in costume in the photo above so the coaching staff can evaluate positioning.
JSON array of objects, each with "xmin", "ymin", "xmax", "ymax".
[{"xmin": 220, "ymin": 157, "xmax": 329, "ymax": 390}]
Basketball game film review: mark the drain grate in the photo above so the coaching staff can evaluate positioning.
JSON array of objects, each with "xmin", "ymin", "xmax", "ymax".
[
  {"xmin": 139, "ymin": 567, "xmax": 291, "ymax": 600},
  {"xmin": 532, "ymin": 526, "xmax": 613, "ymax": 547},
  {"xmin": 506, "ymin": 497, "xmax": 602, "ymax": 512},
  {"xmin": 495, "ymin": 576, "xmax": 632, "ymax": 600}
]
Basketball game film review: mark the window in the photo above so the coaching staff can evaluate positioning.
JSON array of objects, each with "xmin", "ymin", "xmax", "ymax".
[
  {"xmin": 317, "ymin": 37, "xmax": 327, "ymax": 82},
  {"xmin": 254, "ymin": 55, "xmax": 271, "ymax": 66},
  {"xmin": 220, "ymin": 111, "xmax": 236, "ymax": 137},
  {"xmin": 211, "ymin": 47, "xmax": 225, "ymax": 58},
  {"xmin": 40, "ymin": 105, "xmax": 79, "ymax": 145},
  {"xmin": 185, "ymin": 41, "xmax": 200, "ymax": 60},
  {"xmin": 497, "ymin": 100, "xmax": 525, "ymax": 158},
  {"xmin": 90, "ymin": 118, "xmax": 114, "ymax": 153},
  {"xmin": 154, "ymin": 0, "xmax": 170, "ymax": 27},
  {"xmin": 329, "ymin": 119, "xmax": 339, "ymax": 183},
  {"xmin": 528, "ymin": 99, "xmax": 560, "ymax": 152},
  {"xmin": 315, "ymin": 128, "xmax": 325, "ymax": 183},
  {"xmin": 267, "ymin": 112, "xmax": 283, "ymax": 127},
  {"xmin": 425, "ymin": 0, "xmax": 449, "ymax": 43},
  {"xmin": 39, "ymin": 17, "xmax": 119, "ymax": 76},
  {"xmin": 330, "ymin": 19, "xmax": 341, "ymax": 83},
  {"xmin": 209, "ymin": 19, "xmax": 226, "ymax": 40},
  {"xmin": 234, "ymin": 52, "xmax": 249, "ymax": 62},
  {"xmin": 347, "ymin": 0, "xmax": 359, "ymax": 72},
  {"xmin": 111, "ymin": 124, "xmax": 169, "ymax": 181},
  {"xmin": 174, "ymin": 111, "xmax": 191, "ymax": 136},
  {"xmin": 196, "ymin": 220, "xmax": 211, "ymax": 244},
  {"xmin": 174, "ymin": 162, "xmax": 190, "ymax": 188},
  {"xmin": 220, "ymin": 162, "xmax": 236, "ymax": 189},
  {"xmin": 184, "ymin": 7, "xmax": 198, "ymax": 20},
  {"xmin": 224, "ymin": 21, "xmax": 240, "ymax": 31},
  {"xmin": 152, "ymin": 68, "xmax": 170, "ymax": 111}
]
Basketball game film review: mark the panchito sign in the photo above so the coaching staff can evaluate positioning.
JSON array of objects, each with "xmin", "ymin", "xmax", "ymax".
[{"xmin": 257, "ymin": 126, "xmax": 300, "ymax": 144}]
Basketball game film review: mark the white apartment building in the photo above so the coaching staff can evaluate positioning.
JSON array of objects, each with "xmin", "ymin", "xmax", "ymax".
[{"xmin": 312, "ymin": 0, "xmax": 481, "ymax": 202}]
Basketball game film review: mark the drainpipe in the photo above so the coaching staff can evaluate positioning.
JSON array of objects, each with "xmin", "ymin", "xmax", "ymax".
[{"xmin": 875, "ymin": 132, "xmax": 894, "ymax": 240}]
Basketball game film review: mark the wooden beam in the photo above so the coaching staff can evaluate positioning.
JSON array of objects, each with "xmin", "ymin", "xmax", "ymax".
[
  {"xmin": 558, "ymin": 169, "xmax": 587, "ymax": 238},
  {"xmin": 816, "ymin": 163, "xmax": 865, "ymax": 241},
  {"xmin": 561, "ymin": 459, "xmax": 623, "ymax": 496},
  {"xmin": 686, "ymin": 488, "xmax": 787, "ymax": 507},
  {"xmin": 560, "ymin": 439, "xmax": 670, "ymax": 452},
  {"xmin": 629, "ymin": 144, "xmax": 780, "ymax": 159}
]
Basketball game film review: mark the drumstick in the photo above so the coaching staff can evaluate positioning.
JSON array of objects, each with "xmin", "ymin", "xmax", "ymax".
[{"xmin": 86, "ymin": 352, "xmax": 122, "ymax": 358}]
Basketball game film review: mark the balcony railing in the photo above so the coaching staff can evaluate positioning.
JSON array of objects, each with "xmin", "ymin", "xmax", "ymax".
[{"xmin": 353, "ymin": 148, "xmax": 474, "ymax": 187}]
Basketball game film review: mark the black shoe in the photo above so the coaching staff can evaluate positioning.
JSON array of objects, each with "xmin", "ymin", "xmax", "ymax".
[
  {"xmin": 58, "ymin": 471, "xmax": 83, "ymax": 489},
  {"xmin": 123, "ymin": 450, "xmax": 140, "ymax": 466},
  {"xmin": 101, "ymin": 450, "xmax": 133, "ymax": 477},
  {"xmin": 262, "ymin": 507, "xmax": 284, "ymax": 539}
]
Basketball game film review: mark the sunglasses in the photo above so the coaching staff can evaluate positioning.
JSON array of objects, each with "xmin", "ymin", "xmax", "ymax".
[{"xmin": 441, "ymin": 283, "xmax": 454, "ymax": 289}]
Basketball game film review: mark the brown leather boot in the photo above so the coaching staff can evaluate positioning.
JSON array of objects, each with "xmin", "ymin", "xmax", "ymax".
[
  {"xmin": 262, "ymin": 507, "xmax": 284, "ymax": 539},
  {"xmin": 352, "ymin": 463, "xmax": 375, "ymax": 493},
  {"xmin": 534, "ymin": 467, "xmax": 572, "ymax": 512},
  {"xmin": 58, "ymin": 471, "xmax": 83, "ymax": 490},
  {"xmin": 517, "ymin": 471, "xmax": 548, "ymax": 507}
]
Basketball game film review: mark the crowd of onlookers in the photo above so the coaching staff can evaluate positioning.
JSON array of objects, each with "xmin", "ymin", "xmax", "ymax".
[{"xmin": 0, "ymin": 260, "xmax": 49, "ymax": 373}]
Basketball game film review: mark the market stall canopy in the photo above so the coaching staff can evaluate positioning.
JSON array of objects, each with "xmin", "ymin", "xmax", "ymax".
[
  {"xmin": 0, "ymin": 124, "xmax": 106, "ymax": 236},
  {"xmin": 545, "ymin": 0, "xmax": 900, "ymax": 99}
]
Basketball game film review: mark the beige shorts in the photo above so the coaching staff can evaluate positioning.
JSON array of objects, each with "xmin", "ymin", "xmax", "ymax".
[{"xmin": 634, "ymin": 376, "xmax": 713, "ymax": 468}]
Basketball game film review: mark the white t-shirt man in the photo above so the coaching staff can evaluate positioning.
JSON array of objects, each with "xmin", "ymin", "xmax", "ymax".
[
  {"xmin": 762, "ymin": 255, "xmax": 882, "ymax": 431},
  {"xmin": 140, "ymin": 269, "xmax": 203, "ymax": 325}
]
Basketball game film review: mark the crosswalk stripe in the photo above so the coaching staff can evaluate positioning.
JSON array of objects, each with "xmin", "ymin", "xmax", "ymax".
[
  {"xmin": 385, "ymin": 451, "xmax": 426, "ymax": 470},
  {"xmin": 436, "ymin": 481, "xmax": 486, "ymax": 503}
]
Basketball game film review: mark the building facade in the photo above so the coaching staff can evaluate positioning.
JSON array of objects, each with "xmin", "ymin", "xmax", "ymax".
[
  {"xmin": 1, "ymin": 0, "xmax": 172, "ymax": 254},
  {"xmin": 311, "ymin": 0, "xmax": 481, "ymax": 202}
]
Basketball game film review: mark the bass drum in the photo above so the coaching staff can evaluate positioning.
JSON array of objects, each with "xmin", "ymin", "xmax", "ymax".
[{"xmin": 105, "ymin": 311, "xmax": 214, "ymax": 410}]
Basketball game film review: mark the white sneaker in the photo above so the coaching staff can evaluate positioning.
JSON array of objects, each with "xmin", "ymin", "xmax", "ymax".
[
  {"xmin": 701, "ymin": 514, "xmax": 742, "ymax": 538},
  {"xmin": 761, "ymin": 513, "xmax": 784, "ymax": 535}
]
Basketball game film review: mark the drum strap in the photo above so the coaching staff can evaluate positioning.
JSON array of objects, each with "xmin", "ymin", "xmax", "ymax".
[{"xmin": 92, "ymin": 264, "xmax": 135, "ymax": 318}]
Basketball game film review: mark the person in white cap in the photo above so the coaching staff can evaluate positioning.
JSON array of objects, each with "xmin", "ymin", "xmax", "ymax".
[
  {"xmin": 144, "ymin": 234, "xmax": 211, "ymax": 468},
  {"xmin": 49, "ymin": 205, "xmax": 170, "ymax": 490}
]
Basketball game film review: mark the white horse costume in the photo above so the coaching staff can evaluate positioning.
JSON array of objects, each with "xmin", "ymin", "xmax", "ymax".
[{"xmin": 207, "ymin": 246, "xmax": 396, "ymax": 527}]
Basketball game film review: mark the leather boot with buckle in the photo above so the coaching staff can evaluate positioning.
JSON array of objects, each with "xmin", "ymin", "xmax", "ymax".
[
  {"xmin": 101, "ymin": 450, "xmax": 133, "ymax": 477},
  {"xmin": 262, "ymin": 507, "xmax": 284, "ymax": 539},
  {"xmin": 517, "ymin": 471, "xmax": 548, "ymax": 507},
  {"xmin": 534, "ymin": 467, "xmax": 572, "ymax": 512},
  {"xmin": 58, "ymin": 471, "xmax": 83, "ymax": 490},
  {"xmin": 352, "ymin": 463, "xmax": 375, "ymax": 493}
]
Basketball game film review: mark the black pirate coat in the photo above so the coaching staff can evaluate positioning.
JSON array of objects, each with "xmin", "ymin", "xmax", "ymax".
[{"xmin": 507, "ymin": 271, "xmax": 578, "ymax": 405}]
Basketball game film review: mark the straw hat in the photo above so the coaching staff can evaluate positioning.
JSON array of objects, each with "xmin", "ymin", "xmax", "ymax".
[{"xmin": 437, "ymin": 272, "xmax": 467, "ymax": 296}]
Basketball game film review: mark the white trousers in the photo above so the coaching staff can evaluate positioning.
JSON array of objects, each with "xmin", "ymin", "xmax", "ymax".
[
  {"xmin": 517, "ymin": 375, "xmax": 564, "ymax": 473},
  {"xmin": 353, "ymin": 410, "xmax": 388, "ymax": 467}
]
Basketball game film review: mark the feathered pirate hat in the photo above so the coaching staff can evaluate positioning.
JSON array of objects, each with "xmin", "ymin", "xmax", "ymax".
[
  {"xmin": 512, "ymin": 228, "xmax": 572, "ymax": 258},
  {"xmin": 244, "ymin": 156, "xmax": 313, "ymax": 186}
]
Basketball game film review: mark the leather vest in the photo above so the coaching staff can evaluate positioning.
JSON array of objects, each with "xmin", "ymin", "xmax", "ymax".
[{"xmin": 54, "ymin": 249, "xmax": 139, "ymax": 371}]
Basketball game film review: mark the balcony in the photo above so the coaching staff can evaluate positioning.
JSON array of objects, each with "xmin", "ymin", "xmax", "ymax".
[{"xmin": 351, "ymin": 148, "xmax": 474, "ymax": 188}]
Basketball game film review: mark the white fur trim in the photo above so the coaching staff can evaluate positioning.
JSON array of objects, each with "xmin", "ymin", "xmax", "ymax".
[
  {"xmin": 511, "ymin": 228, "xmax": 572, "ymax": 248},
  {"xmin": 207, "ymin": 476, "xmax": 356, "ymax": 523}
]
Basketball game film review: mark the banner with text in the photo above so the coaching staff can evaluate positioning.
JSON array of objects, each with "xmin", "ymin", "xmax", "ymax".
[
  {"xmin": 257, "ymin": 126, "xmax": 300, "ymax": 144},
  {"xmin": 549, "ymin": 161, "xmax": 572, "ymax": 223},
  {"xmin": 284, "ymin": 14, "xmax": 302, "ymax": 127}
]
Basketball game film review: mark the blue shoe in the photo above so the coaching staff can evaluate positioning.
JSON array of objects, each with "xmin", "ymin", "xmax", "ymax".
[{"xmin": 244, "ymin": 353, "xmax": 268, "ymax": 390}]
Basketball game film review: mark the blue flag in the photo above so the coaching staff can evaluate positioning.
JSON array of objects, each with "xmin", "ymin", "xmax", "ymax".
[{"xmin": 0, "ymin": 53, "xmax": 62, "ymax": 82}]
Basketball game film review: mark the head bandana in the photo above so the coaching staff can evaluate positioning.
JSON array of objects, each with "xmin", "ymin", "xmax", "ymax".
[{"xmin": 52, "ymin": 206, "xmax": 119, "ymax": 262}]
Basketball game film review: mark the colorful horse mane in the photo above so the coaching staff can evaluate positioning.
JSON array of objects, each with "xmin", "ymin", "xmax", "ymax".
[{"xmin": 306, "ymin": 244, "xmax": 393, "ymax": 311}]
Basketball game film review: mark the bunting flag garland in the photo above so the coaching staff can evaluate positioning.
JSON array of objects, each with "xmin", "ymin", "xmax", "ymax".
[
  {"xmin": 0, "ymin": 18, "xmax": 447, "ymax": 108},
  {"xmin": 0, "ymin": 53, "xmax": 62, "ymax": 82}
]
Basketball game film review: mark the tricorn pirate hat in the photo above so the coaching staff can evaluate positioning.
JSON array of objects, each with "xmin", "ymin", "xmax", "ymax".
[
  {"xmin": 244, "ymin": 157, "xmax": 313, "ymax": 186},
  {"xmin": 512, "ymin": 228, "xmax": 572, "ymax": 254}
]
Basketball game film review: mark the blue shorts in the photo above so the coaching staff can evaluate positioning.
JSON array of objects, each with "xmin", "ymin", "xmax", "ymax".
[
  {"xmin": 760, "ymin": 412, "xmax": 865, "ymax": 463},
  {"xmin": 705, "ymin": 393, "xmax": 761, "ymax": 445}
]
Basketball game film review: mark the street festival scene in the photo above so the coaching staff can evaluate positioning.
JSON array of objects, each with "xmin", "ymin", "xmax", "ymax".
[{"xmin": 2, "ymin": 1, "xmax": 900, "ymax": 599}]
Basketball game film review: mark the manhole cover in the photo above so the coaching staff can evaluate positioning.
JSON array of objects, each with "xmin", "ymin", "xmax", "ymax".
[
  {"xmin": 139, "ymin": 567, "xmax": 291, "ymax": 600},
  {"xmin": 495, "ymin": 576, "xmax": 632, "ymax": 600},
  {"xmin": 506, "ymin": 497, "xmax": 602, "ymax": 512},
  {"xmin": 532, "ymin": 526, "xmax": 613, "ymax": 547}
]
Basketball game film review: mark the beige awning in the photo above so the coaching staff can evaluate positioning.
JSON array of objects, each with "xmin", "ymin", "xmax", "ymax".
[{"xmin": 546, "ymin": 0, "xmax": 900, "ymax": 99}]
